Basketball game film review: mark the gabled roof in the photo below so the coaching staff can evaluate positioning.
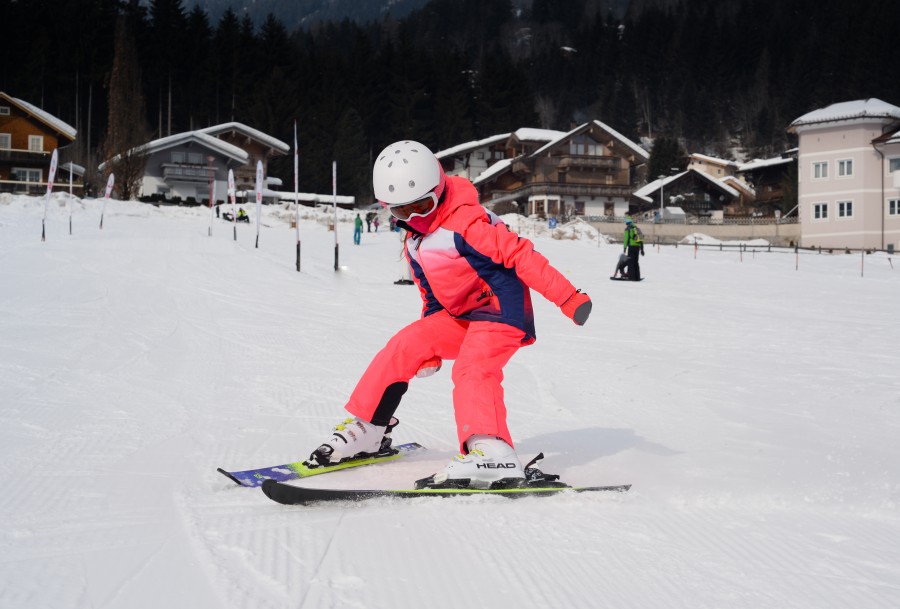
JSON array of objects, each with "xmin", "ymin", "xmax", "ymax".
[
  {"xmin": 633, "ymin": 169, "xmax": 739, "ymax": 204},
  {"xmin": 141, "ymin": 131, "xmax": 249, "ymax": 162},
  {"xmin": 198, "ymin": 122, "xmax": 289, "ymax": 154},
  {"xmin": 531, "ymin": 120, "xmax": 649, "ymax": 161},
  {"xmin": 436, "ymin": 133, "xmax": 510, "ymax": 159},
  {"xmin": 690, "ymin": 153, "xmax": 739, "ymax": 169},
  {"xmin": 788, "ymin": 98, "xmax": 900, "ymax": 131},
  {"xmin": 100, "ymin": 130, "xmax": 249, "ymax": 171},
  {"xmin": 0, "ymin": 91, "xmax": 77, "ymax": 140},
  {"xmin": 472, "ymin": 158, "xmax": 513, "ymax": 186}
]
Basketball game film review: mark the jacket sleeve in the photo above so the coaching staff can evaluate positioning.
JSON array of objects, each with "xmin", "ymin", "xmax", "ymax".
[{"xmin": 459, "ymin": 213, "xmax": 576, "ymax": 307}]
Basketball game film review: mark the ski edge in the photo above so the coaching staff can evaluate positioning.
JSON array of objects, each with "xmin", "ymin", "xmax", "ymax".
[{"xmin": 261, "ymin": 480, "xmax": 631, "ymax": 505}]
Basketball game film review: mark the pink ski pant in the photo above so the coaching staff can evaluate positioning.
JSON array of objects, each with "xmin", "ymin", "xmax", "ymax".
[{"xmin": 345, "ymin": 310, "xmax": 526, "ymax": 451}]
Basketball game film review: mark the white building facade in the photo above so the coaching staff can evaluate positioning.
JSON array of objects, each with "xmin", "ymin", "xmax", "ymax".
[{"xmin": 788, "ymin": 99, "xmax": 900, "ymax": 251}]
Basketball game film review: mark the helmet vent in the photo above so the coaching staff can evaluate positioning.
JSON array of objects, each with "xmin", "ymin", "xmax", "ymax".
[
  {"xmin": 388, "ymin": 185, "xmax": 395, "ymax": 192},
  {"xmin": 388, "ymin": 161, "xmax": 393, "ymax": 168},
  {"xmin": 408, "ymin": 180, "xmax": 415, "ymax": 188}
]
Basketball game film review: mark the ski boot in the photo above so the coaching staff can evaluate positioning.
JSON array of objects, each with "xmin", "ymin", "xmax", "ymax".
[{"xmin": 306, "ymin": 416, "xmax": 399, "ymax": 468}]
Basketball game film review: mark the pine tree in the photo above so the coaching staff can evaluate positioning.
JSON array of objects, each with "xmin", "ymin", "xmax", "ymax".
[{"xmin": 101, "ymin": 14, "xmax": 150, "ymax": 200}]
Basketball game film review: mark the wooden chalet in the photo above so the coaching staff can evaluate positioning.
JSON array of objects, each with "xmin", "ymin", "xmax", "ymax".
[
  {"xmin": 632, "ymin": 169, "xmax": 742, "ymax": 221},
  {"xmin": 0, "ymin": 91, "xmax": 77, "ymax": 194},
  {"xmin": 198, "ymin": 123, "xmax": 289, "ymax": 194},
  {"xmin": 736, "ymin": 151, "xmax": 798, "ymax": 217},
  {"xmin": 474, "ymin": 121, "xmax": 649, "ymax": 219},
  {"xmin": 436, "ymin": 128, "xmax": 564, "ymax": 183}
]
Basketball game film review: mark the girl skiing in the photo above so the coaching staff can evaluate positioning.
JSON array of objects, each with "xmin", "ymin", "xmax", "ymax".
[{"xmin": 309, "ymin": 141, "xmax": 592, "ymax": 487}]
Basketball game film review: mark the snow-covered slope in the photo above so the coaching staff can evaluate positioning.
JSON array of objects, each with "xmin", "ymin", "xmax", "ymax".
[{"xmin": 2, "ymin": 194, "xmax": 899, "ymax": 609}]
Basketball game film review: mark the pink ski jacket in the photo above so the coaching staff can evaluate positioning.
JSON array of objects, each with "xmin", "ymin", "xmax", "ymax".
[{"xmin": 404, "ymin": 176, "xmax": 577, "ymax": 344}]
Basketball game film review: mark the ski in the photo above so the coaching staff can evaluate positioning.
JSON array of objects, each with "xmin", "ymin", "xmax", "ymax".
[
  {"xmin": 217, "ymin": 442, "xmax": 426, "ymax": 488},
  {"xmin": 609, "ymin": 276, "xmax": 644, "ymax": 281},
  {"xmin": 261, "ymin": 479, "xmax": 631, "ymax": 505}
]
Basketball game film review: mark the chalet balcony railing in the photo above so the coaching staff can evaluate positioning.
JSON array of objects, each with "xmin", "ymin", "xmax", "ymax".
[
  {"xmin": 162, "ymin": 164, "xmax": 212, "ymax": 183},
  {"xmin": 485, "ymin": 181, "xmax": 634, "ymax": 205},
  {"xmin": 558, "ymin": 155, "xmax": 619, "ymax": 170},
  {"xmin": 0, "ymin": 148, "xmax": 52, "ymax": 164}
]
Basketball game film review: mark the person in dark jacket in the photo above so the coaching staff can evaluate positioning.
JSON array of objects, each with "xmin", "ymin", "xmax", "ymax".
[{"xmin": 623, "ymin": 217, "xmax": 644, "ymax": 280}]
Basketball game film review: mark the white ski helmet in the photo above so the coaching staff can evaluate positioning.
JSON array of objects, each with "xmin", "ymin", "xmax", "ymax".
[{"xmin": 373, "ymin": 140, "xmax": 445, "ymax": 206}]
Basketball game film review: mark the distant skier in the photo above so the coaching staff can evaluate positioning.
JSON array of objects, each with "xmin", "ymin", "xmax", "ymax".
[
  {"xmin": 354, "ymin": 213, "xmax": 363, "ymax": 245},
  {"xmin": 623, "ymin": 217, "xmax": 644, "ymax": 280},
  {"xmin": 307, "ymin": 140, "xmax": 592, "ymax": 488}
]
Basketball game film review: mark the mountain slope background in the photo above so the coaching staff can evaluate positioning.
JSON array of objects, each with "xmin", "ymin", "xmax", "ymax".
[{"xmin": 1, "ymin": 0, "xmax": 897, "ymax": 198}]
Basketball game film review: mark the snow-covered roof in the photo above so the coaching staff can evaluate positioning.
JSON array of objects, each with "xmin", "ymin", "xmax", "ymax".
[
  {"xmin": 511, "ymin": 128, "xmax": 565, "ymax": 142},
  {"xmin": 633, "ymin": 169, "xmax": 739, "ymax": 204},
  {"xmin": 1, "ymin": 92, "xmax": 77, "ymax": 140},
  {"xmin": 99, "ymin": 131, "xmax": 249, "ymax": 171},
  {"xmin": 144, "ymin": 131, "xmax": 248, "ymax": 162},
  {"xmin": 60, "ymin": 162, "xmax": 85, "ymax": 176},
  {"xmin": 690, "ymin": 153, "xmax": 738, "ymax": 168},
  {"xmin": 634, "ymin": 172, "xmax": 687, "ymax": 201},
  {"xmin": 721, "ymin": 175, "xmax": 755, "ymax": 197},
  {"xmin": 436, "ymin": 133, "xmax": 510, "ymax": 159},
  {"xmin": 789, "ymin": 98, "xmax": 900, "ymax": 130},
  {"xmin": 270, "ymin": 190, "xmax": 355, "ymax": 205},
  {"xmin": 199, "ymin": 122, "xmax": 289, "ymax": 154},
  {"xmin": 738, "ymin": 156, "xmax": 795, "ymax": 172},
  {"xmin": 472, "ymin": 158, "xmax": 512, "ymax": 186},
  {"xmin": 531, "ymin": 120, "xmax": 649, "ymax": 161}
]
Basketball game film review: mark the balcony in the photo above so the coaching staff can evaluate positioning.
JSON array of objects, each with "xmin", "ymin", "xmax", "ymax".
[
  {"xmin": 558, "ymin": 155, "xmax": 620, "ymax": 170},
  {"xmin": 485, "ymin": 181, "xmax": 634, "ymax": 205},
  {"xmin": 162, "ymin": 163, "xmax": 213, "ymax": 183},
  {"xmin": 0, "ymin": 148, "xmax": 52, "ymax": 164}
]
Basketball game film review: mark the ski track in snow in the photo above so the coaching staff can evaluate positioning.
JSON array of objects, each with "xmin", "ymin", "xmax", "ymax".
[{"xmin": 2, "ymin": 194, "xmax": 900, "ymax": 609}]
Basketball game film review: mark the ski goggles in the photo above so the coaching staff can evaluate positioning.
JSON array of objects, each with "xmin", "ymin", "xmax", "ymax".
[{"xmin": 387, "ymin": 191, "xmax": 439, "ymax": 221}]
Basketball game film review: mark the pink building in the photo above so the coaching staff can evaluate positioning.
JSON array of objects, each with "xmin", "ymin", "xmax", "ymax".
[{"xmin": 788, "ymin": 99, "xmax": 900, "ymax": 251}]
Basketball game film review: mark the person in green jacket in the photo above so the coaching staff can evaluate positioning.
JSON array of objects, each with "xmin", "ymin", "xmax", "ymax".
[
  {"xmin": 623, "ymin": 217, "xmax": 644, "ymax": 280},
  {"xmin": 354, "ymin": 213, "xmax": 363, "ymax": 245}
]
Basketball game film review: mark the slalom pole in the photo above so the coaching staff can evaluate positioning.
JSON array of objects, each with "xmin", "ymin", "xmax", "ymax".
[
  {"xmin": 861, "ymin": 250, "xmax": 864, "ymax": 278},
  {"xmin": 333, "ymin": 161, "xmax": 339, "ymax": 271},
  {"xmin": 41, "ymin": 149, "xmax": 58, "ymax": 242},
  {"xmin": 68, "ymin": 161, "xmax": 73, "ymax": 235},
  {"xmin": 294, "ymin": 120, "xmax": 301, "ymax": 272},
  {"xmin": 208, "ymin": 179, "xmax": 216, "ymax": 237},
  {"xmin": 100, "ymin": 173, "xmax": 114, "ymax": 230},
  {"xmin": 255, "ymin": 160, "xmax": 263, "ymax": 249},
  {"xmin": 228, "ymin": 169, "xmax": 236, "ymax": 241}
]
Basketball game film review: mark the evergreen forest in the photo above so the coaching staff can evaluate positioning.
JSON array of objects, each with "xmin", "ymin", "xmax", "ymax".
[{"xmin": 1, "ymin": 0, "xmax": 898, "ymax": 200}]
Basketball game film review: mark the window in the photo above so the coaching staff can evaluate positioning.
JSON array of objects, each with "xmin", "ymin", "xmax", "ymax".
[
  {"xmin": 889, "ymin": 199, "xmax": 900, "ymax": 216},
  {"xmin": 28, "ymin": 135, "xmax": 44, "ymax": 152},
  {"xmin": 813, "ymin": 202, "xmax": 828, "ymax": 220},
  {"xmin": 0, "ymin": 106, "xmax": 9, "ymax": 115},
  {"xmin": 12, "ymin": 167, "xmax": 41, "ymax": 182},
  {"xmin": 187, "ymin": 152, "xmax": 202, "ymax": 164},
  {"xmin": 837, "ymin": 159, "xmax": 853, "ymax": 177},
  {"xmin": 837, "ymin": 200, "xmax": 853, "ymax": 218},
  {"xmin": 813, "ymin": 161, "xmax": 828, "ymax": 179},
  {"xmin": 0, "ymin": 133, "xmax": 10, "ymax": 149},
  {"xmin": 171, "ymin": 151, "xmax": 186, "ymax": 163},
  {"xmin": 889, "ymin": 158, "xmax": 900, "ymax": 173}
]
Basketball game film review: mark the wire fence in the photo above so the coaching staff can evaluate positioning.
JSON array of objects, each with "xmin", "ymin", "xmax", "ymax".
[{"xmin": 645, "ymin": 238, "xmax": 897, "ymax": 276}]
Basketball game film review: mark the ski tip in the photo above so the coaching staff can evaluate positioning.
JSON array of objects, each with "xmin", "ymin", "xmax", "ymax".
[{"xmin": 217, "ymin": 467, "xmax": 248, "ymax": 487}]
